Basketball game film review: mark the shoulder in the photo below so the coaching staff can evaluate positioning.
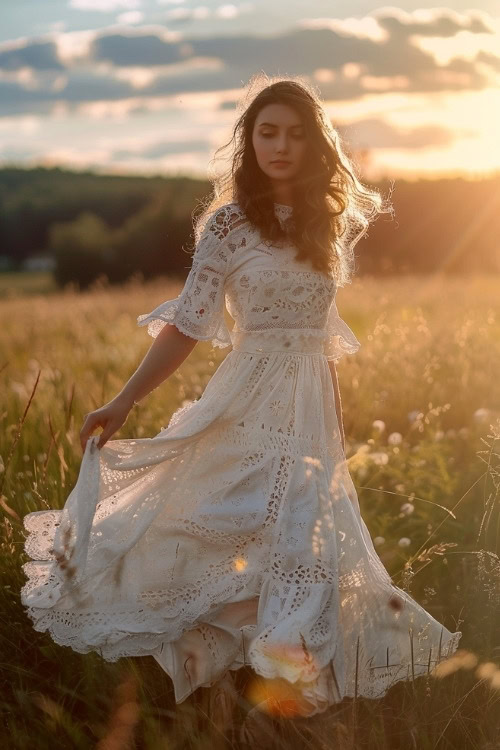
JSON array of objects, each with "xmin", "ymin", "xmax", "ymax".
[
  {"xmin": 206, "ymin": 202, "xmax": 248, "ymax": 240},
  {"xmin": 193, "ymin": 202, "xmax": 251, "ymax": 265}
]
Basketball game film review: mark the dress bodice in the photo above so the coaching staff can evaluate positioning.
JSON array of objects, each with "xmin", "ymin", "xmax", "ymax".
[
  {"xmin": 137, "ymin": 201, "xmax": 361, "ymax": 363},
  {"xmin": 226, "ymin": 202, "xmax": 336, "ymax": 337}
]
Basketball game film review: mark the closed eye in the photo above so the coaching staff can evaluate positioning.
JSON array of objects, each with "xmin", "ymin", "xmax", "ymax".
[{"xmin": 262, "ymin": 133, "xmax": 304, "ymax": 139}]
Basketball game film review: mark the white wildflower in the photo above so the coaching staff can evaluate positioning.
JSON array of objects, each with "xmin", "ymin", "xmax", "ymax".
[
  {"xmin": 373, "ymin": 536, "xmax": 385, "ymax": 546},
  {"xmin": 400, "ymin": 502, "xmax": 414, "ymax": 515},
  {"xmin": 372, "ymin": 420, "xmax": 386, "ymax": 433},
  {"xmin": 398, "ymin": 537, "xmax": 411, "ymax": 547},
  {"xmin": 388, "ymin": 432, "xmax": 403, "ymax": 445},
  {"xmin": 369, "ymin": 451, "xmax": 389, "ymax": 465},
  {"xmin": 473, "ymin": 408, "xmax": 490, "ymax": 424},
  {"xmin": 10, "ymin": 381, "xmax": 29, "ymax": 399},
  {"xmin": 357, "ymin": 444, "xmax": 371, "ymax": 454}
]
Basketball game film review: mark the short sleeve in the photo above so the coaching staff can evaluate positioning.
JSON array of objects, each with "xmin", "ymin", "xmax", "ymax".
[
  {"xmin": 137, "ymin": 204, "xmax": 246, "ymax": 349},
  {"xmin": 323, "ymin": 295, "xmax": 361, "ymax": 363}
]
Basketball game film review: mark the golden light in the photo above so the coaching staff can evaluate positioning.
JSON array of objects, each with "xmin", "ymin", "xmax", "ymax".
[
  {"xmin": 233, "ymin": 556, "xmax": 248, "ymax": 572},
  {"xmin": 432, "ymin": 648, "xmax": 479, "ymax": 679},
  {"xmin": 245, "ymin": 676, "xmax": 312, "ymax": 719}
]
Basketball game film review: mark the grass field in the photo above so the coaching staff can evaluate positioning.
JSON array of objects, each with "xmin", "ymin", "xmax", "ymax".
[{"xmin": 1, "ymin": 272, "xmax": 499, "ymax": 748}]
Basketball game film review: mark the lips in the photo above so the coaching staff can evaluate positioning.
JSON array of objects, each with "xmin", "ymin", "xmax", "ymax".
[{"xmin": 271, "ymin": 161, "xmax": 291, "ymax": 165}]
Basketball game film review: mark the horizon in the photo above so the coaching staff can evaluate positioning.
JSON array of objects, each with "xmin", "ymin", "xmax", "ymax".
[{"xmin": 3, "ymin": 162, "xmax": 500, "ymax": 184}]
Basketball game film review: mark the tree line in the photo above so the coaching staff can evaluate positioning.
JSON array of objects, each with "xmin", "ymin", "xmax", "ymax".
[{"xmin": 0, "ymin": 166, "xmax": 498, "ymax": 288}]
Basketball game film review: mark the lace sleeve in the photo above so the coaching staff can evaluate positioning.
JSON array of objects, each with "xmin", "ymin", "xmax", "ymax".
[
  {"xmin": 323, "ymin": 295, "xmax": 361, "ymax": 363},
  {"xmin": 137, "ymin": 204, "xmax": 246, "ymax": 349}
]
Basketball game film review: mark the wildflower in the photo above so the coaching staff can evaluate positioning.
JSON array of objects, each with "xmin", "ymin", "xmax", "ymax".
[
  {"xmin": 400, "ymin": 503, "xmax": 414, "ymax": 515},
  {"xmin": 398, "ymin": 537, "xmax": 411, "ymax": 547},
  {"xmin": 369, "ymin": 451, "xmax": 389, "ymax": 465},
  {"xmin": 372, "ymin": 419, "xmax": 385, "ymax": 433},
  {"xmin": 473, "ymin": 408, "xmax": 490, "ymax": 424},
  {"xmin": 373, "ymin": 536, "xmax": 385, "ymax": 546},
  {"xmin": 388, "ymin": 432, "xmax": 403, "ymax": 445}
]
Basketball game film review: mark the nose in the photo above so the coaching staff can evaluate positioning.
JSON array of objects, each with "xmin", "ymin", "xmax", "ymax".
[{"xmin": 276, "ymin": 134, "xmax": 290, "ymax": 154}]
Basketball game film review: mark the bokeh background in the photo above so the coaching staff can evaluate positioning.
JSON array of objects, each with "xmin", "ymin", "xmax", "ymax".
[{"xmin": 1, "ymin": 3, "xmax": 500, "ymax": 749}]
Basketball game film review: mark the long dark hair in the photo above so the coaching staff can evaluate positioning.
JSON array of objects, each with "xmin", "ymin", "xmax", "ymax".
[{"xmin": 193, "ymin": 72, "xmax": 393, "ymax": 285}]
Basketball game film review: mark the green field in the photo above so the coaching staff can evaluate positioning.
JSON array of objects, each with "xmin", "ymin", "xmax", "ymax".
[{"xmin": 1, "ymin": 273, "xmax": 499, "ymax": 748}]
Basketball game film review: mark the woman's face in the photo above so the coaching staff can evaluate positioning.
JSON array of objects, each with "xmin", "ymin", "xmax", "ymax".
[{"xmin": 252, "ymin": 102, "xmax": 307, "ymax": 186}]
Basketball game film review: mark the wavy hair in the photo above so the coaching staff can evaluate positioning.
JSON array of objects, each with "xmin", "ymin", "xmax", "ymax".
[{"xmin": 193, "ymin": 72, "xmax": 393, "ymax": 286}]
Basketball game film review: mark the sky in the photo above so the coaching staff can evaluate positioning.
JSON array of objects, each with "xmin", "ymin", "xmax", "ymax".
[{"xmin": 0, "ymin": 1, "xmax": 499, "ymax": 180}]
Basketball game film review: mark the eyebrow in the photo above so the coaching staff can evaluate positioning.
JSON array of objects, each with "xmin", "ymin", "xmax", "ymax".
[{"xmin": 258, "ymin": 122, "xmax": 304, "ymax": 129}]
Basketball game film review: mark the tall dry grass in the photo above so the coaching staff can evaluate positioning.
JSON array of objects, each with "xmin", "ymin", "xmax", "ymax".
[{"xmin": 1, "ymin": 272, "xmax": 499, "ymax": 748}]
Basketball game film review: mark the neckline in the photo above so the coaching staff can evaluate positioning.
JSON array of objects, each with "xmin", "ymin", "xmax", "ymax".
[{"xmin": 273, "ymin": 202, "xmax": 293, "ymax": 222}]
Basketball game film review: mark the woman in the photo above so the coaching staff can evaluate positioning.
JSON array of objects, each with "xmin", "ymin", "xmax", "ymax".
[{"xmin": 21, "ymin": 74, "xmax": 461, "ymax": 717}]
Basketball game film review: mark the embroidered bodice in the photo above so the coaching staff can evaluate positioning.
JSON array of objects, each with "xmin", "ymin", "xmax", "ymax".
[{"xmin": 137, "ymin": 202, "xmax": 361, "ymax": 363}]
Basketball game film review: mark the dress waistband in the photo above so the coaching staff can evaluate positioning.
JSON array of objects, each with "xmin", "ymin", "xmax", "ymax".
[{"xmin": 230, "ymin": 328, "xmax": 326, "ymax": 355}]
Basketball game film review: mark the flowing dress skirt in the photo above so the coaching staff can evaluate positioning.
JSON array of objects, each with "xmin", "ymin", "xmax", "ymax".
[{"xmin": 21, "ymin": 334, "xmax": 462, "ymax": 716}]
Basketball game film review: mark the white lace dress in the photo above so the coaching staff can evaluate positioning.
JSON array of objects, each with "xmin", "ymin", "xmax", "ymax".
[{"xmin": 21, "ymin": 202, "xmax": 462, "ymax": 716}]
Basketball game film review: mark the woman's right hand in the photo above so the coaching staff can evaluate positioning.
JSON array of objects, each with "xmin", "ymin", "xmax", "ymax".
[{"xmin": 80, "ymin": 395, "xmax": 134, "ymax": 453}]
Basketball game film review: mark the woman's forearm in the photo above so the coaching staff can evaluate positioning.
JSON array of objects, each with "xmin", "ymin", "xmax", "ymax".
[
  {"xmin": 115, "ymin": 324, "xmax": 198, "ymax": 407},
  {"xmin": 328, "ymin": 359, "xmax": 345, "ymax": 451}
]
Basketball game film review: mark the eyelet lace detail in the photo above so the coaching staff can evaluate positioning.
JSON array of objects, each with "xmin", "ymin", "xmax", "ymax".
[{"xmin": 137, "ymin": 204, "xmax": 248, "ymax": 349}]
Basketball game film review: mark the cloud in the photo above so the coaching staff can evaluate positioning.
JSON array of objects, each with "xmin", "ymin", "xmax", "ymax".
[
  {"xmin": 476, "ymin": 50, "xmax": 500, "ymax": 71},
  {"xmin": 0, "ymin": 42, "xmax": 64, "ymax": 72},
  {"xmin": 337, "ymin": 117, "xmax": 461, "ymax": 149},
  {"xmin": 116, "ymin": 11, "xmax": 144, "ymax": 25},
  {"xmin": 375, "ymin": 8, "xmax": 493, "ymax": 38},
  {"xmin": 113, "ymin": 138, "xmax": 210, "ymax": 159},
  {"xmin": 70, "ymin": 0, "xmax": 141, "ymax": 11},
  {"xmin": 92, "ymin": 33, "xmax": 184, "ymax": 66},
  {"xmin": 162, "ymin": 2, "xmax": 253, "ymax": 24},
  {"xmin": 0, "ymin": 7, "xmax": 497, "ymax": 119},
  {"xmin": 0, "ymin": 71, "xmax": 134, "ymax": 116},
  {"xmin": 86, "ymin": 9, "xmax": 496, "ymax": 98}
]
